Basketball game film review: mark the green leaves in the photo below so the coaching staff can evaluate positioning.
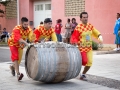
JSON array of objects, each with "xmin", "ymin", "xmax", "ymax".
[{"xmin": 92, "ymin": 41, "xmax": 98, "ymax": 50}]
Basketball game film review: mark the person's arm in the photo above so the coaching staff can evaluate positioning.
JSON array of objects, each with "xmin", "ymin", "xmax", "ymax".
[
  {"xmin": 70, "ymin": 23, "xmax": 72, "ymax": 30},
  {"xmin": 19, "ymin": 39, "xmax": 28, "ymax": 46},
  {"xmin": 76, "ymin": 23, "xmax": 78, "ymax": 27},
  {"xmin": 92, "ymin": 28, "xmax": 103, "ymax": 42},
  {"xmin": 66, "ymin": 24, "xmax": 72, "ymax": 29},
  {"xmin": 13, "ymin": 29, "xmax": 29, "ymax": 46},
  {"xmin": 34, "ymin": 28, "xmax": 41, "ymax": 42},
  {"xmin": 28, "ymin": 29, "xmax": 36, "ymax": 43},
  {"xmin": 114, "ymin": 21, "xmax": 120, "ymax": 35},
  {"xmin": 70, "ymin": 27, "xmax": 80, "ymax": 44},
  {"xmin": 65, "ymin": 24, "xmax": 67, "ymax": 29},
  {"xmin": 55, "ymin": 24, "xmax": 59, "ymax": 30},
  {"xmin": 13, "ymin": 29, "xmax": 21, "ymax": 42}
]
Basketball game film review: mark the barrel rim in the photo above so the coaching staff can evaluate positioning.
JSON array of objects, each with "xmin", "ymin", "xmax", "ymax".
[{"xmin": 25, "ymin": 45, "xmax": 34, "ymax": 79}]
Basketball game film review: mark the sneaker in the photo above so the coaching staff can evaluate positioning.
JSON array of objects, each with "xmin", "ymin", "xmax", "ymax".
[
  {"xmin": 9, "ymin": 65, "xmax": 15, "ymax": 76},
  {"xmin": 118, "ymin": 48, "xmax": 120, "ymax": 51},
  {"xmin": 80, "ymin": 75, "xmax": 88, "ymax": 81},
  {"xmin": 17, "ymin": 73, "xmax": 24, "ymax": 81},
  {"xmin": 113, "ymin": 48, "xmax": 119, "ymax": 51}
]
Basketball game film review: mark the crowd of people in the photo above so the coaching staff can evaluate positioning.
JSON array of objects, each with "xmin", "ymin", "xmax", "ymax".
[{"xmin": 32, "ymin": 18, "xmax": 78, "ymax": 43}]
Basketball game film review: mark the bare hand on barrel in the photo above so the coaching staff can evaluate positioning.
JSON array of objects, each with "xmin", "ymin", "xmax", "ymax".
[
  {"xmin": 19, "ymin": 42, "xmax": 26, "ymax": 48},
  {"xmin": 19, "ymin": 42, "xmax": 30, "ymax": 48},
  {"xmin": 19, "ymin": 39, "xmax": 31, "ymax": 48},
  {"xmin": 41, "ymin": 38, "xmax": 49, "ymax": 43},
  {"xmin": 70, "ymin": 42, "xmax": 78, "ymax": 47}
]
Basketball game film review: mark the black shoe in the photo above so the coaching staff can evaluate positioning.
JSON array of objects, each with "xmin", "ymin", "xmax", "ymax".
[
  {"xmin": 17, "ymin": 73, "xmax": 24, "ymax": 81},
  {"xmin": 80, "ymin": 75, "xmax": 88, "ymax": 81},
  {"xmin": 10, "ymin": 65, "xmax": 15, "ymax": 76}
]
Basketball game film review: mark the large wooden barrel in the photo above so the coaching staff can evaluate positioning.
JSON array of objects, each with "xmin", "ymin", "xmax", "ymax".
[{"xmin": 25, "ymin": 42, "xmax": 82, "ymax": 83}]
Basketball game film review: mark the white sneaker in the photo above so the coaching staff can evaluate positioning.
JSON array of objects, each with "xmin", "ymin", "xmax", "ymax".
[
  {"xmin": 118, "ymin": 48, "xmax": 120, "ymax": 51},
  {"xmin": 113, "ymin": 48, "xmax": 119, "ymax": 51}
]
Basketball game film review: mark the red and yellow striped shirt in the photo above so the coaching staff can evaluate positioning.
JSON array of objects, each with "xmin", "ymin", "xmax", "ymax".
[
  {"xmin": 71, "ymin": 23, "xmax": 100, "ymax": 52},
  {"xmin": 34, "ymin": 25, "xmax": 57, "ymax": 42},
  {"xmin": 8, "ymin": 25, "xmax": 35, "ymax": 48}
]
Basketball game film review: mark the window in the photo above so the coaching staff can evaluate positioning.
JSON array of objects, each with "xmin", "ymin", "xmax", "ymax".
[
  {"xmin": 45, "ymin": 4, "xmax": 51, "ymax": 10},
  {"xmin": 35, "ymin": 4, "xmax": 43, "ymax": 11},
  {"xmin": 39, "ymin": 4, "xmax": 43, "ymax": 10},
  {"xmin": 35, "ymin": 5, "xmax": 38, "ymax": 11}
]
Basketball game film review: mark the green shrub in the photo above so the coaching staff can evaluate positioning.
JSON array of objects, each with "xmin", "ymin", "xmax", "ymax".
[{"xmin": 92, "ymin": 41, "xmax": 98, "ymax": 50}]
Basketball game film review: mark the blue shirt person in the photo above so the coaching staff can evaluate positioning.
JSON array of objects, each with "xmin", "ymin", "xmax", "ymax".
[{"xmin": 114, "ymin": 18, "xmax": 120, "ymax": 44}]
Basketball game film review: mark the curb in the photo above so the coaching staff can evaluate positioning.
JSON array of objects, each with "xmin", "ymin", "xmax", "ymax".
[
  {"xmin": 0, "ymin": 44, "xmax": 8, "ymax": 47},
  {"xmin": 94, "ymin": 50, "xmax": 120, "ymax": 55},
  {"xmin": 0, "ymin": 44, "xmax": 119, "ymax": 55}
]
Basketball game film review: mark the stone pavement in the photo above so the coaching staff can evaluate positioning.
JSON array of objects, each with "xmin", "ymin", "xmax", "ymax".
[
  {"xmin": 0, "ymin": 63, "xmax": 117, "ymax": 90},
  {"xmin": 87, "ymin": 54, "xmax": 120, "ymax": 80},
  {"xmin": 0, "ymin": 47, "xmax": 120, "ymax": 90}
]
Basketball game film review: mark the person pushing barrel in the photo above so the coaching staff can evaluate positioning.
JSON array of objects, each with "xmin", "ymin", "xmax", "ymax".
[
  {"xmin": 8, "ymin": 17, "xmax": 35, "ymax": 81},
  {"xmin": 34, "ymin": 18, "xmax": 57, "ymax": 42}
]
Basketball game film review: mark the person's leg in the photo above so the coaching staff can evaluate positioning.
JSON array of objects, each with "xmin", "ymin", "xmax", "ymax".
[
  {"xmin": 59, "ymin": 34, "xmax": 62, "ymax": 42},
  {"xmin": 9, "ymin": 46, "xmax": 19, "ymax": 76},
  {"xmin": 118, "ymin": 36, "xmax": 120, "ymax": 50},
  {"xmin": 80, "ymin": 50, "xmax": 93, "ymax": 81},
  {"xmin": 66, "ymin": 38, "xmax": 68, "ymax": 43},
  {"xmin": 63, "ymin": 38, "xmax": 66, "ymax": 43},
  {"xmin": 9, "ymin": 46, "xmax": 23, "ymax": 81},
  {"xmin": 14, "ymin": 61, "xmax": 24, "ymax": 81},
  {"xmin": 14, "ymin": 60, "xmax": 20, "ymax": 74},
  {"xmin": 114, "ymin": 35, "xmax": 119, "ymax": 51},
  {"xmin": 117, "ymin": 44, "xmax": 119, "ymax": 48},
  {"xmin": 71, "ymin": 31, "xmax": 74, "ymax": 35},
  {"xmin": 56, "ymin": 34, "xmax": 59, "ymax": 42},
  {"xmin": 58, "ymin": 34, "xmax": 61, "ymax": 42},
  {"xmin": 119, "ymin": 44, "xmax": 120, "ymax": 50},
  {"xmin": 17, "ymin": 48, "xmax": 24, "ymax": 81},
  {"xmin": 82, "ymin": 66, "xmax": 91, "ymax": 75},
  {"xmin": 68, "ymin": 38, "xmax": 70, "ymax": 44},
  {"xmin": 1, "ymin": 35, "xmax": 6, "ymax": 41},
  {"xmin": 1, "ymin": 35, "xmax": 6, "ymax": 39},
  {"xmin": 18, "ymin": 48, "xmax": 23, "ymax": 64}
]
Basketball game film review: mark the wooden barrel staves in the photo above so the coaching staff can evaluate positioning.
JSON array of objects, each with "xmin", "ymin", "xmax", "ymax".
[{"xmin": 25, "ymin": 42, "xmax": 82, "ymax": 83}]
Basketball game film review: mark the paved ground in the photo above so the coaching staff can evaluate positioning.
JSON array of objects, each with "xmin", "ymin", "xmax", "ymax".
[{"xmin": 0, "ymin": 47, "xmax": 120, "ymax": 90}]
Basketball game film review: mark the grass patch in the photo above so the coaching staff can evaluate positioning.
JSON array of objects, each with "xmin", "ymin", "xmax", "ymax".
[
  {"xmin": 92, "ymin": 41, "xmax": 98, "ymax": 50},
  {"xmin": 0, "ymin": 41, "xmax": 8, "ymax": 45}
]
